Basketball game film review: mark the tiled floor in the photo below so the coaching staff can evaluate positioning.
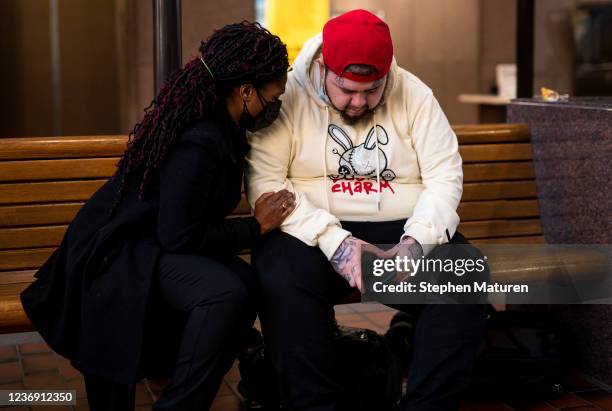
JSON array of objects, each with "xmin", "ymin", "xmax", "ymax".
[{"xmin": 0, "ymin": 303, "xmax": 611, "ymax": 410}]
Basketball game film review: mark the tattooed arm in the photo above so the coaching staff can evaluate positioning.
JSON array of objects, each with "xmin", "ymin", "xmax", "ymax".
[
  {"xmin": 330, "ymin": 236, "xmax": 386, "ymax": 292},
  {"xmin": 330, "ymin": 236, "xmax": 360, "ymax": 288}
]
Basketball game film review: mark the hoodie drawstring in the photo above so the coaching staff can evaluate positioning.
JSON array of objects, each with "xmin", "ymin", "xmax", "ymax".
[
  {"xmin": 374, "ymin": 116, "xmax": 381, "ymax": 211},
  {"xmin": 322, "ymin": 106, "xmax": 331, "ymax": 212}
]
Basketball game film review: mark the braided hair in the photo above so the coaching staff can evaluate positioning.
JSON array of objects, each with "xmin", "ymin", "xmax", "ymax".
[{"xmin": 111, "ymin": 21, "xmax": 288, "ymax": 212}]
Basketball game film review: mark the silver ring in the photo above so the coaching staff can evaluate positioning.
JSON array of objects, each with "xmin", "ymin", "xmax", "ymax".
[{"xmin": 281, "ymin": 202, "xmax": 288, "ymax": 209}]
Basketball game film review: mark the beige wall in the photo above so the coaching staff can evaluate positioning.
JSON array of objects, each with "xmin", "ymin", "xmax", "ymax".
[{"xmin": 480, "ymin": 0, "xmax": 516, "ymax": 94}]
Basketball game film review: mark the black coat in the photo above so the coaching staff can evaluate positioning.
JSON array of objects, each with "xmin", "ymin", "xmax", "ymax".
[{"xmin": 20, "ymin": 111, "xmax": 260, "ymax": 386}]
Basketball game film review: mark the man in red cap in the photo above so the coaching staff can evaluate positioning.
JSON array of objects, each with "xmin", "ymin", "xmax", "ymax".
[{"xmin": 247, "ymin": 9, "xmax": 487, "ymax": 410}]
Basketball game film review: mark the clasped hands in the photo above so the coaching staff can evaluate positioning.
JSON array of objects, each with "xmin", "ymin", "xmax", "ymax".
[{"xmin": 330, "ymin": 235, "xmax": 423, "ymax": 292}]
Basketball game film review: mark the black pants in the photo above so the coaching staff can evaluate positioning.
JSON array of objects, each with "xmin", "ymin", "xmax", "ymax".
[
  {"xmin": 252, "ymin": 221, "xmax": 487, "ymax": 411},
  {"xmin": 85, "ymin": 253, "xmax": 257, "ymax": 411}
]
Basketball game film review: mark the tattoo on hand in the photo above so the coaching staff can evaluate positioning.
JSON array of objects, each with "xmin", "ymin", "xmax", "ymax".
[
  {"xmin": 331, "ymin": 237, "xmax": 364, "ymax": 286},
  {"xmin": 330, "ymin": 237, "xmax": 356, "ymax": 273}
]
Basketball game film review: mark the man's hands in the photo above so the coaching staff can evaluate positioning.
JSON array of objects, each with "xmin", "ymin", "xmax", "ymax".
[
  {"xmin": 331, "ymin": 235, "xmax": 424, "ymax": 291},
  {"xmin": 254, "ymin": 190, "xmax": 296, "ymax": 235},
  {"xmin": 330, "ymin": 236, "xmax": 387, "ymax": 292}
]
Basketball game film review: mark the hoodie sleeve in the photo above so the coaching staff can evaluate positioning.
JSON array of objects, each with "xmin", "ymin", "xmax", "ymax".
[
  {"xmin": 403, "ymin": 91, "xmax": 463, "ymax": 255},
  {"xmin": 245, "ymin": 85, "xmax": 350, "ymax": 260}
]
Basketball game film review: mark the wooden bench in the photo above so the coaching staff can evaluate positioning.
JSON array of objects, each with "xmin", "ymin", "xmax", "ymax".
[{"xmin": 0, "ymin": 123, "xmax": 597, "ymax": 333}]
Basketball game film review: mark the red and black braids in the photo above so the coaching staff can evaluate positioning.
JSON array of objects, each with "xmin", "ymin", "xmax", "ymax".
[{"xmin": 111, "ymin": 21, "xmax": 288, "ymax": 212}]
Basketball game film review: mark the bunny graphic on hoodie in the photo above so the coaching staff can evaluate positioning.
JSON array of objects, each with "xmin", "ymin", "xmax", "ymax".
[
  {"xmin": 327, "ymin": 124, "xmax": 398, "ymax": 203},
  {"xmin": 328, "ymin": 124, "xmax": 396, "ymax": 182},
  {"xmin": 245, "ymin": 33, "xmax": 463, "ymax": 260}
]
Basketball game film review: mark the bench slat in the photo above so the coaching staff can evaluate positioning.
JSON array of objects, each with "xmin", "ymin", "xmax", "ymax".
[
  {"xmin": 471, "ymin": 235, "xmax": 546, "ymax": 244},
  {"xmin": 0, "ymin": 180, "xmax": 105, "ymax": 205},
  {"xmin": 0, "ymin": 136, "xmax": 127, "ymax": 160},
  {"xmin": 487, "ymin": 248, "xmax": 608, "ymax": 285},
  {"xmin": 463, "ymin": 181, "xmax": 537, "ymax": 201},
  {"xmin": 0, "ymin": 248, "xmax": 55, "ymax": 271},
  {"xmin": 453, "ymin": 124, "xmax": 529, "ymax": 144},
  {"xmin": 0, "ymin": 282, "xmax": 34, "ymax": 333},
  {"xmin": 0, "ymin": 226, "xmax": 66, "ymax": 250},
  {"xmin": 460, "ymin": 143, "xmax": 533, "ymax": 163},
  {"xmin": 463, "ymin": 162, "xmax": 535, "ymax": 182},
  {"xmin": 0, "ymin": 203, "xmax": 83, "ymax": 227},
  {"xmin": 0, "ymin": 270, "xmax": 37, "ymax": 285},
  {"xmin": 458, "ymin": 200, "xmax": 540, "ymax": 221},
  {"xmin": 459, "ymin": 219, "xmax": 542, "ymax": 239},
  {"xmin": 0, "ymin": 158, "xmax": 120, "ymax": 183}
]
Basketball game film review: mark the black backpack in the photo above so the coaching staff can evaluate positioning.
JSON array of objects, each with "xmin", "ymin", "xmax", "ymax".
[
  {"xmin": 466, "ymin": 309, "xmax": 571, "ymax": 401},
  {"xmin": 237, "ymin": 324, "xmax": 404, "ymax": 411}
]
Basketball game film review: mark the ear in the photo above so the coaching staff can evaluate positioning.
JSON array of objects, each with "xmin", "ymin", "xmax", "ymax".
[
  {"xmin": 316, "ymin": 54, "xmax": 325, "ymax": 68},
  {"xmin": 239, "ymin": 84, "xmax": 256, "ymax": 102},
  {"xmin": 316, "ymin": 55, "xmax": 326, "ymax": 77},
  {"xmin": 328, "ymin": 125, "xmax": 353, "ymax": 151}
]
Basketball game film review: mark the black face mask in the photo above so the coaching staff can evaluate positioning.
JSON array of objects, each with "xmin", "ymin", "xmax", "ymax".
[{"xmin": 240, "ymin": 90, "xmax": 282, "ymax": 132}]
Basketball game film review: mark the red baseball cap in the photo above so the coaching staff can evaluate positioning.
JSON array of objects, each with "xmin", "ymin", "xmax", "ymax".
[{"xmin": 322, "ymin": 9, "xmax": 393, "ymax": 83}]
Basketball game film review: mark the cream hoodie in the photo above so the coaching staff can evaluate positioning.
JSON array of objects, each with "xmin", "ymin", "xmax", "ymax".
[{"xmin": 245, "ymin": 34, "xmax": 462, "ymax": 260}]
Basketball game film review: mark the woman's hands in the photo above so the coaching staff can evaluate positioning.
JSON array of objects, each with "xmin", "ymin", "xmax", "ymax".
[{"xmin": 254, "ymin": 189, "xmax": 296, "ymax": 235}]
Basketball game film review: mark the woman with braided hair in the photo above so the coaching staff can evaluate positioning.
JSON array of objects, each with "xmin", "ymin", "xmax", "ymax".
[{"xmin": 21, "ymin": 22, "xmax": 292, "ymax": 410}]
